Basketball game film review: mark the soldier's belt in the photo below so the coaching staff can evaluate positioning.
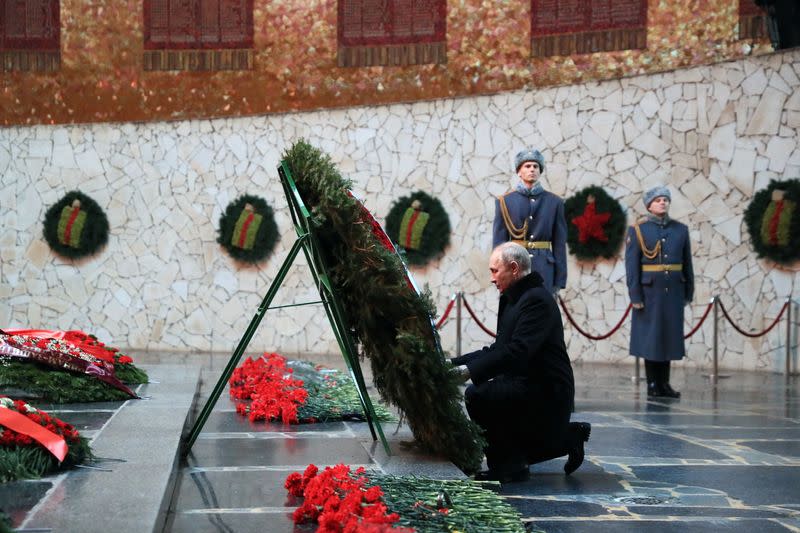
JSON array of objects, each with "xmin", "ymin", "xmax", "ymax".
[
  {"xmin": 511, "ymin": 240, "xmax": 552, "ymax": 250},
  {"xmin": 642, "ymin": 263, "xmax": 682, "ymax": 272}
]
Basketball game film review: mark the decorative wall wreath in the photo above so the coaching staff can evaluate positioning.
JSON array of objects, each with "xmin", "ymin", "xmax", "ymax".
[
  {"xmin": 744, "ymin": 179, "xmax": 800, "ymax": 264},
  {"xmin": 217, "ymin": 194, "xmax": 279, "ymax": 264},
  {"xmin": 42, "ymin": 191, "xmax": 109, "ymax": 259},
  {"xmin": 384, "ymin": 191, "xmax": 451, "ymax": 266},
  {"xmin": 564, "ymin": 185, "xmax": 626, "ymax": 260}
]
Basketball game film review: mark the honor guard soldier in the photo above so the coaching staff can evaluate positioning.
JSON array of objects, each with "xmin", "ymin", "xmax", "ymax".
[
  {"xmin": 493, "ymin": 148, "xmax": 567, "ymax": 295},
  {"xmin": 625, "ymin": 186, "xmax": 695, "ymax": 398}
]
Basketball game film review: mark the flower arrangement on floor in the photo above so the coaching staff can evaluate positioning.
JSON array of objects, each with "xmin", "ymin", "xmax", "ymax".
[
  {"xmin": 283, "ymin": 140, "xmax": 484, "ymax": 474},
  {"xmin": 229, "ymin": 353, "xmax": 394, "ymax": 424},
  {"xmin": 285, "ymin": 464, "xmax": 525, "ymax": 532},
  {"xmin": 0, "ymin": 329, "xmax": 147, "ymax": 403},
  {"xmin": 0, "ymin": 396, "xmax": 92, "ymax": 483}
]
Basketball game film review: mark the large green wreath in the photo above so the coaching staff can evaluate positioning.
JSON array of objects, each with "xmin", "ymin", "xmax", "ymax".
[
  {"xmin": 384, "ymin": 191, "xmax": 451, "ymax": 266},
  {"xmin": 42, "ymin": 191, "xmax": 109, "ymax": 259},
  {"xmin": 283, "ymin": 140, "xmax": 484, "ymax": 474},
  {"xmin": 564, "ymin": 186, "xmax": 626, "ymax": 260},
  {"xmin": 744, "ymin": 179, "xmax": 800, "ymax": 264},
  {"xmin": 217, "ymin": 194, "xmax": 279, "ymax": 264}
]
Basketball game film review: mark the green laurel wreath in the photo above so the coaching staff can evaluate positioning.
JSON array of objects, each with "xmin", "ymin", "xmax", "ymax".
[
  {"xmin": 384, "ymin": 191, "xmax": 451, "ymax": 266},
  {"xmin": 217, "ymin": 194, "xmax": 279, "ymax": 264},
  {"xmin": 42, "ymin": 191, "xmax": 109, "ymax": 259},
  {"xmin": 744, "ymin": 179, "xmax": 800, "ymax": 264},
  {"xmin": 564, "ymin": 185, "xmax": 626, "ymax": 260},
  {"xmin": 282, "ymin": 140, "xmax": 484, "ymax": 474}
]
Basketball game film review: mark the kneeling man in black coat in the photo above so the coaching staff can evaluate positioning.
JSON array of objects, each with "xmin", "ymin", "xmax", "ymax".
[{"xmin": 451, "ymin": 242, "xmax": 591, "ymax": 482}]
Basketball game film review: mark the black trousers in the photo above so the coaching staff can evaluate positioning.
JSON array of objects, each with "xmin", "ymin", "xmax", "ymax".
[{"xmin": 464, "ymin": 376, "xmax": 572, "ymax": 473}]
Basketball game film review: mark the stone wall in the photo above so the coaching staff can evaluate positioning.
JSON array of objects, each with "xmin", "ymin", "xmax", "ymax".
[{"xmin": 1, "ymin": 49, "xmax": 798, "ymax": 372}]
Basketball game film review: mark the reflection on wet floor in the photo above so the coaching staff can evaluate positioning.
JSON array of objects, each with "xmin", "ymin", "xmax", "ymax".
[{"xmin": 4, "ymin": 355, "xmax": 799, "ymax": 533}]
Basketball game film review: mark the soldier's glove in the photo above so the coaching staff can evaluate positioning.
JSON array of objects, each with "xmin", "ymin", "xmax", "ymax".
[{"xmin": 632, "ymin": 302, "xmax": 644, "ymax": 310}]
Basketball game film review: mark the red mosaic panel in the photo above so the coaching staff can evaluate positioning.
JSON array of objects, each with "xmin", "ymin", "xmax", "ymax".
[
  {"xmin": 1, "ymin": 0, "xmax": 59, "ymax": 49},
  {"xmin": 531, "ymin": 0, "xmax": 647, "ymax": 56},
  {"xmin": 738, "ymin": 0, "xmax": 767, "ymax": 40},
  {"xmin": 337, "ymin": 0, "xmax": 446, "ymax": 67},
  {"xmin": 144, "ymin": 0, "xmax": 253, "ymax": 49},
  {"xmin": 0, "ymin": 0, "xmax": 60, "ymax": 71}
]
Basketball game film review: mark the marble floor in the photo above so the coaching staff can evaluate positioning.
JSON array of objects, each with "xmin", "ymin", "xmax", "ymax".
[{"xmin": 2, "ymin": 355, "xmax": 798, "ymax": 533}]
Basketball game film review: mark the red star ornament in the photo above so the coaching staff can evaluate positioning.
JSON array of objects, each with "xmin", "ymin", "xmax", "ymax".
[{"xmin": 571, "ymin": 200, "xmax": 611, "ymax": 244}]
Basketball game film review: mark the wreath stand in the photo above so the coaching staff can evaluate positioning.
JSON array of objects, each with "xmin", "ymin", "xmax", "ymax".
[{"xmin": 183, "ymin": 161, "xmax": 389, "ymax": 455}]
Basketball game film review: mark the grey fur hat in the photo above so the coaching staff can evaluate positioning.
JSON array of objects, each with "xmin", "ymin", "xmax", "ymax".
[
  {"xmin": 514, "ymin": 148, "xmax": 545, "ymax": 173},
  {"xmin": 643, "ymin": 185, "xmax": 671, "ymax": 208}
]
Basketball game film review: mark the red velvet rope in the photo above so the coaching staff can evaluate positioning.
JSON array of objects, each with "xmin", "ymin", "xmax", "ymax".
[
  {"xmin": 717, "ymin": 299, "xmax": 789, "ymax": 338},
  {"xmin": 559, "ymin": 298, "xmax": 632, "ymax": 340},
  {"xmin": 461, "ymin": 297, "xmax": 497, "ymax": 338},
  {"xmin": 435, "ymin": 295, "xmax": 456, "ymax": 329},
  {"xmin": 437, "ymin": 294, "xmax": 791, "ymax": 342},
  {"xmin": 684, "ymin": 301, "xmax": 714, "ymax": 339}
]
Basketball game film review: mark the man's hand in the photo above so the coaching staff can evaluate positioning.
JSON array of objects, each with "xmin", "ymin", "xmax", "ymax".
[
  {"xmin": 450, "ymin": 364, "xmax": 470, "ymax": 382},
  {"xmin": 632, "ymin": 302, "xmax": 644, "ymax": 310}
]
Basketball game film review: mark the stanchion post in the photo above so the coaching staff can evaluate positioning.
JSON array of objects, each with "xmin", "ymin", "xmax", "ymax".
[
  {"xmin": 456, "ymin": 291, "xmax": 463, "ymax": 357},
  {"xmin": 787, "ymin": 297, "xmax": 793, "ymax": 382},
  {"xmin": 711, "ymin": 296, "xmax": 719, "ymax": 386},
  {"xmin": 633, "ymin": 356, "xmax": 641, "ymax": 383}
]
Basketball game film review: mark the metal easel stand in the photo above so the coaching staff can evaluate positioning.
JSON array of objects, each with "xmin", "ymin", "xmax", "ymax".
[{"xmin": 182, "ymin": 161, "xmax": 389, "ymax": 455}]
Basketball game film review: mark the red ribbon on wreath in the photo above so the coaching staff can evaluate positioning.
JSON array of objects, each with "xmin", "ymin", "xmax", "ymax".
[{"xmin": 0, "ymin": 405, "xmax": 68, "ymax": 462}]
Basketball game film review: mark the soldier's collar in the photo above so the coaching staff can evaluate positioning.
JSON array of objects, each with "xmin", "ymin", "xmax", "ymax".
[{"xmin": 646, "ymin": 213, "xmax": 670, "ymax": 226}]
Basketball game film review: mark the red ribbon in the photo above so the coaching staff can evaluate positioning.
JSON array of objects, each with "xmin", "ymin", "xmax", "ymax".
[
  {"xmin": 768, "ymin": 200, "xmax": 784, "ymax": 246},
  {"xmin": 404, "ymin": 210, "xmax": 421, "ymax": 248},
  {"xmin": 0, "ymin": 406, "xmax": 68, "ymax": 462},
  {"xmin": 64, "ymin": 206, "xmax": 81, "ymax": 244},
  {"xmin": 238, "ymin": 212, "xmax": 255, "ymax": 248}
]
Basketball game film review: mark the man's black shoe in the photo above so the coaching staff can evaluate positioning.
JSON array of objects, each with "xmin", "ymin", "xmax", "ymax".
[
  {"xmin": 473, "ymin": 467, "xmax": 530, "ymax": 483},
  {"xmin": 564, "ymin": 422, "xmax": 591, "ymax": 475}
]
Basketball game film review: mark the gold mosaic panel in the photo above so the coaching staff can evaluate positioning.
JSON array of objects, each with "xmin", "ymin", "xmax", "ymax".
[{"xmin": 0, "ymin": 0, "xmax": 771, "ymax": 126}]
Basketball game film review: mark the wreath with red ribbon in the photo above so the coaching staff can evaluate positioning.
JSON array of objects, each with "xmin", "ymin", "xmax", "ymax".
[
  {"xmin": 564, "ymin": 186, "xmax": 626, "ymax": 260},
  {"xmin": 42, "ymin": 191, "xmax": 109, "ymax": 259},
  {"xmin": 217, "ymin": 194, "xmax": 279, "ymax": 264},
  {"xmin": 744, "ymin": 179, "xmax": 800, "ymax": 264},
  {"xmin": 0, "ymin": 396, "xmax": 93, "ymax": 482},
  {"xmin": 384, "ymin": 191, "xmax": 451, "ymax": 266}
]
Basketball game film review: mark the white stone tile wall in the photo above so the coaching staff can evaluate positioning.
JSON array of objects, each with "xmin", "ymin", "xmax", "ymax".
[{"xmin": 1, "ymin": 49, "xmax": 799, "ymax": 372}]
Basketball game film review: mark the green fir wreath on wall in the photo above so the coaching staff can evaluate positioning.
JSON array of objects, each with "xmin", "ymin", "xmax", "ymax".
[
  {"xmin": 218, "ymin": 194, "xmax": 279, "ymax": 264},
  {"xmin": 564, "ymin": 186, "xmax": 626, "ymax": 260},
  {"xmin": 42, "ymin": 191, "xmax": 109, "ymax": 260},
  {"xmin": 744, "ymin": 179, "xmax": 800, "ymax": 264},
  {"xmin": 384, "ymin": 191, "xmax": 451, "ymax": 266}
]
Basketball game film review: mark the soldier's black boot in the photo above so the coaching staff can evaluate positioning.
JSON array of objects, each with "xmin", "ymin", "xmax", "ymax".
[
  {"xmin": 645, "ymin": 360, "xmax": 664, "ymax": 397},
  {"xmin": 661, "ymin": 361, "xmax": 681, "ymax": 398}
]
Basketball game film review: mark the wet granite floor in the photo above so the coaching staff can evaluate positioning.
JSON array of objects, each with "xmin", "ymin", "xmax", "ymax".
[{"xmin": 3, "ymin": 354, "xmax": 799, "ymax": 533}]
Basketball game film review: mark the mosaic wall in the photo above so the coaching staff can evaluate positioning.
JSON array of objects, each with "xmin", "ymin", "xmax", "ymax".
[
  {"xmin": 1, "ymin": 0, "xmax": 771, "ymax": 126},
  {"xmin": 1, "ymin": 48, "xmax": 798, "ymax": 373}
]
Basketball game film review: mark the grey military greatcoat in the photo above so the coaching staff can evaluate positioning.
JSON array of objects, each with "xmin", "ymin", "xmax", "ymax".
[
  {"xmin": 493, "ymin": 189, "xmax": 567, "ymax": 293},
  {"xmin": 625, "ymin": 216, "xmax": 695, "ymax": 361}
]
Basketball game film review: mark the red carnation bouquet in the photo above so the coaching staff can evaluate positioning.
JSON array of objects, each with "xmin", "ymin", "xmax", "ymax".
[
  {"xmin": 229, "ymin": 353, "xmax": 309, "ymax": 424},
  {"xmin": 229, "ymin": 353, "xmax": 393, "ymax": 425},
  {"xmin": 0, "ymin": 396, "xmax": 92, "ymax": 482},
  {"xmin": 285, "ymin": 463, "xmax": 414, "ymax": 533}
]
